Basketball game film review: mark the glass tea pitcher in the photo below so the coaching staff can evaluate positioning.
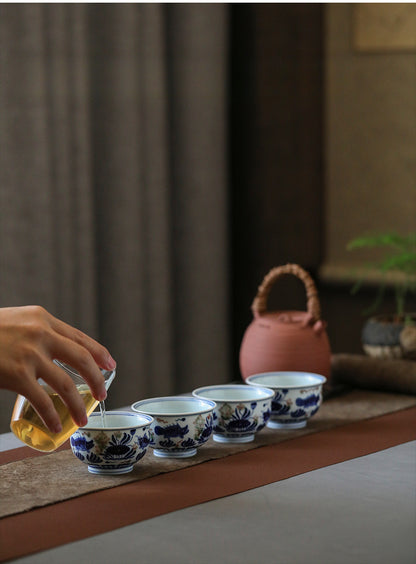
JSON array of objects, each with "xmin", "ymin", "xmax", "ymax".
[{"xmin": 10, "ymin": 360, "xmax": 116, "ymax": 452}]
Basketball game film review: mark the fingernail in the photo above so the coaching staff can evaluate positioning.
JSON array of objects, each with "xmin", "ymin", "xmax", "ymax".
[
  {"xmin": 79, "ymin": 415, "xmax": 88, "ymax": 428},
  {"xmin": 53, "ymin": 422, "xmax": 63, "ymax": 434},
  {"xmin": 97, "ymin": 388, "xmax": 107, "ymax": 401},
  {"xmin": 105, "ymin": 354, "xmax": 117, "ymax": 370}
]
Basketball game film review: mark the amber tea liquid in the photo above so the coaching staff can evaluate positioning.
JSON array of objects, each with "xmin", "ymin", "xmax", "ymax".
[{"xmin": 10, "ymin": 386, "xmax": 99, "ymax": 452}]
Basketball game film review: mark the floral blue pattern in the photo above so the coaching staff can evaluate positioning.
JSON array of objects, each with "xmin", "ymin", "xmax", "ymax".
[
  {"xmin": 70, "ymin": 436, "xmax": 94, "ymax": 452},
  {"xmin": 272, "ymin": 402, "xmax": 291, "ymax": 415},
  {"xmin": 149, "ymin": 411, "xmax": 214, "ymax": 454},
  {"xmin": 154, "ymin": 423, "xmax": 189, "ymax": 439},
  {"xmin": 213, "ymin": 400, "xmax": 271, "ymax": 439},
  {"xmin": 197, "ymin": 417, "xmax": 213, "ymax": 443},
  {"xmin": 268, "ymin": 385, "xmax": 323, "ymax": 426},
  {"xmin": 134, "ymin": 450, "xmax": 146, "ymax": 463},
  {"xmin": 181, "ymin": 437, "xmax": 197, "ymax": 449},
  {"xmin": 137, "ymin": 434, "xmax": 150, "ymax": 449},
  {"xmin": 159, "ymin": 438, "xmax": 176, "ymax": 449},
  {"xmin": 290, "ymin": 408, "xmax": 306, "ymax": 419},
  {"xmin": 296, "ymin": 394, "xmax": 320, "ymax": 408},
  {"xmin": 86, "ymin": 452, "xmax": 102, "ymax": 464},
  {"xmin": 70, "ymin": 421, "xmax": 151, "ymax": 474},
  {"xmin": 224, "ymin": 406, "xmax": 257, "ymax": 434},
  {"xmin": 102, "ymin": 433, "xmax": 136, "ymax": 461}
]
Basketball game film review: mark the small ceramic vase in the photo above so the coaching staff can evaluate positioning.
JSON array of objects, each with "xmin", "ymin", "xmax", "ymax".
[{"xmin": 239, "ymin": 264, "xmax": 331, "ymax": 381}]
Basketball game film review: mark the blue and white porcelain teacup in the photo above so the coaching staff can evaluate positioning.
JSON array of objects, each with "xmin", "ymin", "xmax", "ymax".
[
  {"xmin": 246, "ymin": 372, "xmax": 326, "ymax": 429},
  {"xmin": 131, "ymin": 396, "xmax": 216, "ymax": 458},
  {"xmin": 192, "ymin": 384, "xmax": 274, "ymax": 443},
  {"xmin": 70, "ymin": 411, "xmax": 153, "ymax": 475}
]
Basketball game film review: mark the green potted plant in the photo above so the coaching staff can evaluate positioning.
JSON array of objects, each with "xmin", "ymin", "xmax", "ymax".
[{"xmin": 347, "ymin": 232, "xmax": 416, "ymax": 359}]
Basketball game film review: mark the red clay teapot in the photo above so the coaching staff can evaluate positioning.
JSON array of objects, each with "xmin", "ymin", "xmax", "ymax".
[{"xmin": 239, "ymin": 264, "xmax": 331, "ymax": 381}]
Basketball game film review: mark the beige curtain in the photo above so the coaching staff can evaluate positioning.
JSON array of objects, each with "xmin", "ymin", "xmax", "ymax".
[{"xmin": 0, "ymin": 3, "xmax": 230, "ymax": 432}]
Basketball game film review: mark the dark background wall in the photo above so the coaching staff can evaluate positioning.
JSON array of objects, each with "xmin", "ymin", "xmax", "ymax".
[
  {"xmin": 229, "ymin": 4, "xmax": 324, "ymax": 379},
  {"xmin": 228, "ymin": 3, "xmax": 414, "ymax": 380}
]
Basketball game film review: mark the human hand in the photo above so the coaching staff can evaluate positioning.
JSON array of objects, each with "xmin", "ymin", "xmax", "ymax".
[{"xmin": 0, "ymin": 306, "xmax": 116, "ymax": 434}]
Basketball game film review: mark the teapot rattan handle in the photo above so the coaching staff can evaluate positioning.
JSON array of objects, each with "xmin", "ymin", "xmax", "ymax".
[{"xmin": 251, "ymin": 263, "xmax": 321, "ymax": 321}]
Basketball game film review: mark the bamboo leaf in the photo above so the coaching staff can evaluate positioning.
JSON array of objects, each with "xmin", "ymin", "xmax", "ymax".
[{"xmin": 346, "ymin": 231, "xmax": 416, "ymax": 316}]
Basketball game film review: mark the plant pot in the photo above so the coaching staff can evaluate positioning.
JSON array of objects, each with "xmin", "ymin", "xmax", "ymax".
[{"xmin": 361, "ymin": 314, "xmax": 416, "ymax": 359}]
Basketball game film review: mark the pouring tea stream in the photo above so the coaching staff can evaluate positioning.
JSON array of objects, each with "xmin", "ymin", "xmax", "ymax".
[{"xmin": 10, "ymin": 361, "xmax": 116, "ymax": 452}]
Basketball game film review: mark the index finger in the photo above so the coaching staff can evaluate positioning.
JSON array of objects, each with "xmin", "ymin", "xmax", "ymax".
[
  {"xmin": 49, "ymin": 335, "xmax": 112, "ymax": 402},
  {"xmin": 47, "ymin": 315, "xmax": 116, "ymax": 371}
]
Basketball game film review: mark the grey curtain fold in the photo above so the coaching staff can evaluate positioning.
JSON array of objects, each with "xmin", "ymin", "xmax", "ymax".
[
  {"xmin": 0, "ymin": 3, "xmax": 230, "ymax": 432},
  {"xmin": 0, "ymin": 4, "xmax": 98, "ymax": 332}
]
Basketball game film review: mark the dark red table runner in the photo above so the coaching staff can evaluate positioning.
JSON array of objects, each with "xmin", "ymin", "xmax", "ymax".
[{"xmin": 1, "ymin": 405, "xmax": 415, "ymax": 562}]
